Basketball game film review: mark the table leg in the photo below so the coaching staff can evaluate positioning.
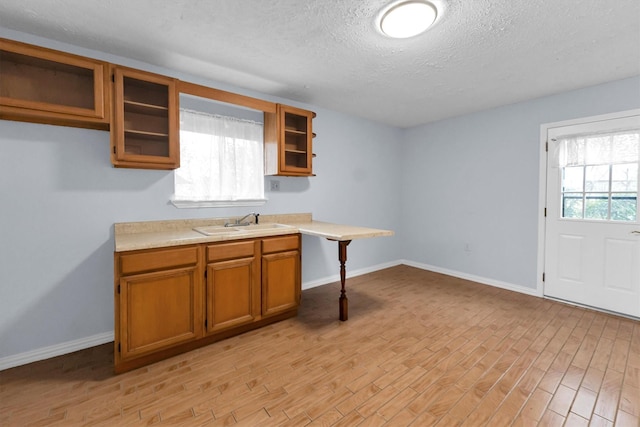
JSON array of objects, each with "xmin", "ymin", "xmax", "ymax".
[{"xmin": 338, "ymin": 240, "xmax": 351, "ymax": 321}]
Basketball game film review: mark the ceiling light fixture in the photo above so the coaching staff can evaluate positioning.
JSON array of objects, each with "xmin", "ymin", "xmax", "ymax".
[{"xmin": 379, "ymin": 1, "xmax": 438, "ymax": 39}]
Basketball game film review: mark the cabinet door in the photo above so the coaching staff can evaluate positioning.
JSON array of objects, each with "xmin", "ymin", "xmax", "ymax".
[
  {"xmin": 261, "ymin": 250, "xmax": 301, "ymax": 317},
  {"xmin": 206, "ymin": 256, "xmax": 260, "ymax": 333},
  {"xmin": 118, "ymin": 266, "xmax": 200, "ymax": 360},
  {"xmin": 111, "ymin": 66, "xmax": 179, "ymax": 169},
  {"xmin": 279, "ymin": 104, "xmax": 313, "ymax": 176},
  {"xmin": 264, "ymin": 104, "xmax": 315, "ymax": 176},
  {"xmin": 0, "ymin": 38, "xmax": 109, "ymax": 129}
]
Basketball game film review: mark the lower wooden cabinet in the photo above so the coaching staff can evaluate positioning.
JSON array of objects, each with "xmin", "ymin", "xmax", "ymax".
[
  {"xmin": 118, "ymin": 267, "xmax": 201, "ymax": 358},
  {"xmin": 206, "ymin": 240, "xmax": 260, "ymax": 333},
  {"xmin": 114, "ymin": 245, "xmax": 203, "ymax": 369},
  {"xmin": 262, "ymin": 236, "xmax": 301, "ymax": 317},
  {"xmin": 114, "ymin": 234, "xmax": 301, "ymax": 373}
]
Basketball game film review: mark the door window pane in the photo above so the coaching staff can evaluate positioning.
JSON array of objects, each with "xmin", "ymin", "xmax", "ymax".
[
  {"xmin": 557, "ymin": 129, "xmax": 639, "ymax": 222},
  {"xmin": 611, "ymin": 164, "xmax": 638, "ymax": 192},
  {"xmin": 585, "ymin": 194, "xmax": 609, "ymax": 220},
  {"xmin": 562, "ymin": 166, "xmax": 583, "ymax": 192},
  {"xmin": 562, "ymin": 193, "xmax": 583, "ymax": 219},
  {"xmin": 611, "ymin": 193, "xmax": 637, "ymax": 221},
  {"xmin": 585, "ymin": 165, "xmax": 610, "ymax": 192}
]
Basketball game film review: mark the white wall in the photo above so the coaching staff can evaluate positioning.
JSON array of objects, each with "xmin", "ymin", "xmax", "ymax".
[
  {"xmin": 400, "ymin": 76, "xmax": 640, "ymax": 291},
  {"xmin": 0, "ymin": 29, "xmax": 403, "ymax": 365}
]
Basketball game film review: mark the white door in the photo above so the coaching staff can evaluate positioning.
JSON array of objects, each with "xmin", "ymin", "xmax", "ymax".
[{"xmin": 544, "ymin": 112, "xmax": 640, "ymax": 317}]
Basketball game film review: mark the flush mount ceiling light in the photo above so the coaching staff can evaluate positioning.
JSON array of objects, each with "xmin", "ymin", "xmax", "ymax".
[{"xmin": 379, "ymin": 1, "xmax": 438, "ymax": 38}]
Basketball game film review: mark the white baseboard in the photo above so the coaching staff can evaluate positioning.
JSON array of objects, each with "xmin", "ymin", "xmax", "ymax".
[
  {"xmin": 302, "ymin": 260, "xmax": 403, "ymax": 290},
  {"xmin": 0, "ymin": 331, "xmax": 114, "ymax": 371},
  {"xmin": 400, "ymin": 260, "xmax": 542, "ymax": 297},
  {"xmin": 1, "ymin": 260, "xmax": 538, "ymax": 371}
]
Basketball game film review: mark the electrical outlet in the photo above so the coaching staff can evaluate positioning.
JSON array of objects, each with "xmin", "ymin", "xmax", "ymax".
[{"xmin": 270, "ymin": 180, "xmax": 280, "ymax": 191}]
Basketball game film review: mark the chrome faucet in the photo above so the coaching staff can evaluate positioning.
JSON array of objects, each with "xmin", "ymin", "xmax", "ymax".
[{"xmin": 225, "ymin": 212, "xmax": 259, "ymax": 227}]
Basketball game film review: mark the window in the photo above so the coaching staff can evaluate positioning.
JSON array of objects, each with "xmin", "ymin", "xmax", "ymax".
[
  {"xmin": 557, "ymin": 130, "xmax": 639, "ymax": 221},
  {"xmin": 173, "ymin": 109, "xmax": 265, "ymax": 206}
]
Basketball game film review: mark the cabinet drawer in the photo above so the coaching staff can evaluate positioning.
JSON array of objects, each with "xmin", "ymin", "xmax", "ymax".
[
  {"xmin": 262, "ymin": 235, "xmax": 300, "ymax": 254},
  {"xmin": 207, "ymin": 240, "xmax": 256, "ymax": 262},
  {"xmin": 119, "ymin": 246, "xmax": 199, "ymax": 275}
]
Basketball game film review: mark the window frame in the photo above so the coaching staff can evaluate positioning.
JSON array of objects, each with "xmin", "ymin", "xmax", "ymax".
[
  {"xmin": 552, "ymin": 124, "xmax": 639, "ymax": 223},
  {"xmin": 171, "ymin": 82, "xmax": 278, "ymax": 208}
]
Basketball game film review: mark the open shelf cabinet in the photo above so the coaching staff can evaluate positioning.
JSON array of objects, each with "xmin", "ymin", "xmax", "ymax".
[
  {"xmin": 111, "ymin": 67, "xmax": 179, "ymax": 169},
  {"xmin": 264, "ymin": 104, "xmax": 315, "ymax": 176}
]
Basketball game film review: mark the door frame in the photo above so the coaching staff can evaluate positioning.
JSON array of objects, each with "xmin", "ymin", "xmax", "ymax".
[{"xmin": 536, "ymin": 109, "xmax": 640, "ymax": 302}]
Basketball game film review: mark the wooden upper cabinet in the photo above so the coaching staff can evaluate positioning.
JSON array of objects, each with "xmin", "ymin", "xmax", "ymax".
[
  {"xmin": 111, "ymin": 66, "xmax": 179, "ymax": 169},
  {"xmin": 264, "ymin": 104, "xmax": 315, "ymax": 176},
  {"xmin": 0, "ymin": 38, "xmax": 109, "ymax": 129},
  {"xmin": 1, "ymin": 38, "xmax": 318, "ymax": 175}
]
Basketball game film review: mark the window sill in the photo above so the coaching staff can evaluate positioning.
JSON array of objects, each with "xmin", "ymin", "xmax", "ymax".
[{"xmin": 171, "ymin": 199, "xmax": 267, "ymax": 209}]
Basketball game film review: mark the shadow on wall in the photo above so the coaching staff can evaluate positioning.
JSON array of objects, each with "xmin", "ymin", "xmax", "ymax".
[
  {"xmin": 52, "ymin": 129, "xmax": 172, "ymax": 193},
  {"xmin": 1, "ymin": 120, "xmax": 171, "ymax": 193},
  {"xmin": 265, "ymin": 176, "xmax": 311, "ymax": 194},
  {"xmin": 299, "ymin": 234, "xmax": 338, "ymax": 286}
]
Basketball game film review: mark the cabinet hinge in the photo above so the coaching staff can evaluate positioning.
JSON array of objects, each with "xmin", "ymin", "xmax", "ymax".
[
  {"xmin": 204, "ymin": 319, "xmax": 207, "ymax": 328},
  {"xmin": 544, "ymin": 208, "xmax": 547, "ymax": 217},
  {"xmin": 111, "ymin": 74, "xmax": 115, "ymax": 83},
  {"xmin": 118, "ymin": 342, "xmax": 121, "ymax": 352},
  {"xmin": 117, "ymin": 284, "xmax": 120, "ymax": 294},
  {"xmin": 204, "ymin": 270, "xmax": 207, "ymax": 279},
  {"xmin": 542, "ymin": 273, "xmax": 545, "ymax": 282},
  {"xmin": 113, "ymin": 146, "xmax": 116, "ymax": 154},
  {"xmin": 545, "ymin": 141, "xmax": 549, "ymax": 152}
]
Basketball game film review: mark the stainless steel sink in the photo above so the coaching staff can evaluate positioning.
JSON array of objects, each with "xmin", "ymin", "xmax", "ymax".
[
  {"xmin": 240, "ymin": 223, "xmax": 294, "ymax": 230},
  {"xmin": 193, "ymin": 223, "xmax": 293, "ymax": 236},
  {"xmin": 192, "ymin": 226, "xmax": 247, "ymax": 236}
]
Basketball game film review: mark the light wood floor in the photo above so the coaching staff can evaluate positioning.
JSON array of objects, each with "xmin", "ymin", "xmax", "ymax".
[{"xmin": 1, "ymin": 265, "xmax": 639, "ymax": 426}]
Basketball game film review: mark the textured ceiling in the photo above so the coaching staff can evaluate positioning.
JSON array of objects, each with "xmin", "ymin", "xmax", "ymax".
[{"xmin": 0, "ymin": 0, "xmax": 639, "ymax": 127}]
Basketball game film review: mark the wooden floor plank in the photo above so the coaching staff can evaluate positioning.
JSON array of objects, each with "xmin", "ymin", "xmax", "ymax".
[{"xmin": 1, "ymin": 265, "xmax": 637, "ymax": 426}]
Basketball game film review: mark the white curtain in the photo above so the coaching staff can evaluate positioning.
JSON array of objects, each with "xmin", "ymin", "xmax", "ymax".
[
  {"xmin": 553, "ymin": 130, "xmax": 640, "ymax": 167},
  {"xmin": 175, "ymin": 109, "xmax": 264, "ymax": 202}
]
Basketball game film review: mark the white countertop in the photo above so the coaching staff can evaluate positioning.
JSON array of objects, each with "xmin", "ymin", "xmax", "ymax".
[
  {"xmin": 114, "ymin": 213, "xmax": 394, "ymax": 252},
  {"xmin": 294, "ymin": 221, "xmax": 394, "ymax": 241}
]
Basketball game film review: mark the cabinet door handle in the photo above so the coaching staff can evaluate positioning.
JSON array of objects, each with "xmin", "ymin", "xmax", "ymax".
[{"xmin": 632, "ymin": 231, "xmax": 640, "ymax": 234}]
